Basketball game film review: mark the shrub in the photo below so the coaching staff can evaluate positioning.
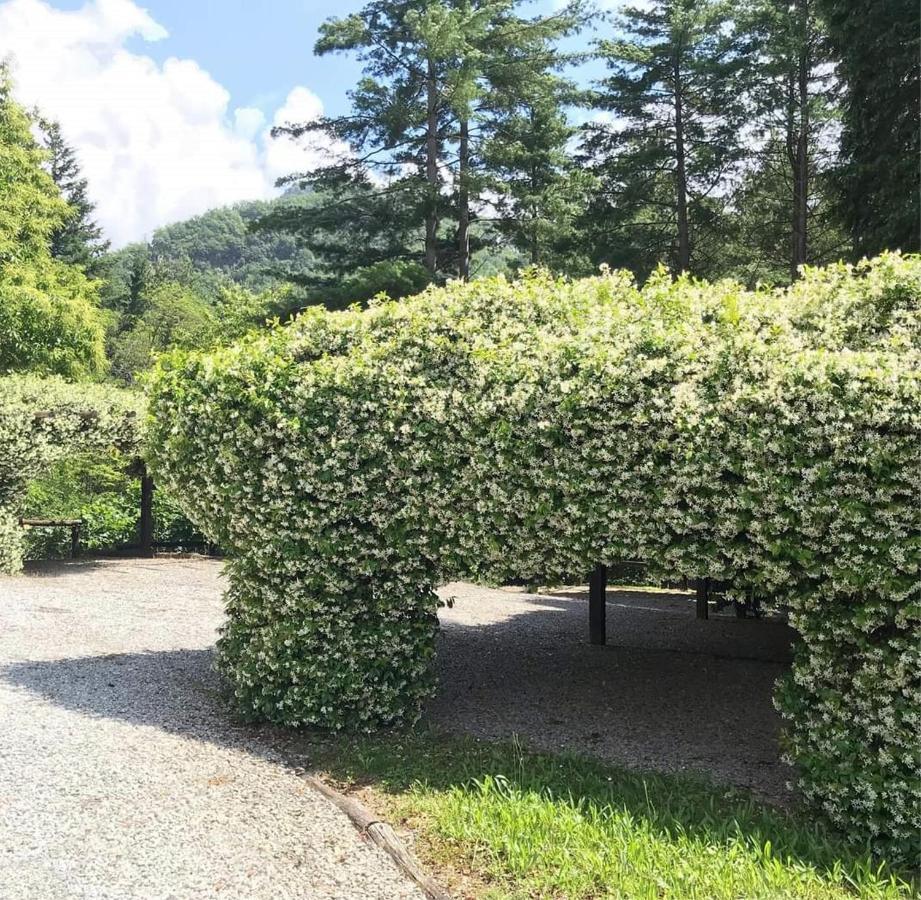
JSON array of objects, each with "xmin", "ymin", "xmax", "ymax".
[
  {"xmin": 147, "ymin": 253, "xmax": 920, "ymax": 859},
  {"xmin": 0, "ymin": 376, "xmax": 141, "ymax": 572}
]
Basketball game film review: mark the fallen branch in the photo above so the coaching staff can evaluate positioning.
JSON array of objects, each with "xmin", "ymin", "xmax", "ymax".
[{"xmin": 301, "ymin": 772, "xmax": 452, "ymax": 900}]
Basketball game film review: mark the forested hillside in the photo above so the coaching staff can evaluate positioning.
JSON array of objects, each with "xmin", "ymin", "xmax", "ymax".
[{"xmin": 106, "ymin": 190, "xmax": 518, "ymax": 338}]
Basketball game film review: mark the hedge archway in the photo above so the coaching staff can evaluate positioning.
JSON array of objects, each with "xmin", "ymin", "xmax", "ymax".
[{"xmin": 148, "ymin": 254, "xmax": 920, "ymax": 858}]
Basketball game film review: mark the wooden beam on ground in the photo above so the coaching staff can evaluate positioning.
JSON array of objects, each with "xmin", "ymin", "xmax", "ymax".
[{"xmin": 589, "ymin": 563, "xmax": 608, "ymax": 645}]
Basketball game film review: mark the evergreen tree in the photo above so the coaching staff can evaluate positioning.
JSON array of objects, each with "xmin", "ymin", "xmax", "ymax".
[
  {"xmin": 38, "ymin": 119, "xmax": 110, "ymax": 277},
  {"xmin": 261, "ymin": 0, "xmax": 457, "ymax": 283},
  {"xmin": 259, "ymin": 0, "xmax": 587, "ymax": 289},
  {"xmin": 581, "ymin": 0, "xmax": 748, "ymax": 277},
  {"xmin": 818, "ymin": 0, "xmax": 920, "ymax": 256},
  {"xmin": 479, "ymin": 90, "xmax": 586, "ymax": 270},
  {"xmin": 728, "ymin": 0, "xmax": 846, "ymax": 283},
  {"xmin": 472, "ymin": 3, "xmax": 590, "ymax": 272},
  {"xmin": 722, "ymin": 138, "xmax": 846, "ymax": 286},
  {"xmin": 99, "ymin": 244, "xmax": 151, "ymax": 321}
]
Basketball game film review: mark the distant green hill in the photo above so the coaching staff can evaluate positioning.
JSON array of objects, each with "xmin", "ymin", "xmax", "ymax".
[
  {"xmin": 101, "ymin": 190, "xmax": 520, "ymax": 319},
  {"xmin": 102, "ymin": 195, "xmax": 319, "ymax": 306}
]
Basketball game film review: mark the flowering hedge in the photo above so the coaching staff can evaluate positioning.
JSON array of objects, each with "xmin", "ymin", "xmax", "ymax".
[
  {"xmin": 0, "ymin": 376, "xmax": 141, "ymax": 573},
  {"xmin": 147, "ymin": 253, "xmax": 920, "ymax": 858}
]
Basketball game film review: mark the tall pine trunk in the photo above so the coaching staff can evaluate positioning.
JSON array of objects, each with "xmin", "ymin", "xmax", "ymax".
[
  {"xmin": 457, "ymin": 116, "xmax": 470, "ymax": 280},
  {"xmin": 529, "ymin": 108, "xmax": 540, "ymax": 265},
  {"xmin": 673, "ymin": 56, "xmax": 691, "ymax": 273},
  {"xmin": 790, "ymin": 0, "xmax": 810, "ymax": 280},
  {"xmin": 425, "ymin": 56, "xmax": 440, "ymax": 276}
]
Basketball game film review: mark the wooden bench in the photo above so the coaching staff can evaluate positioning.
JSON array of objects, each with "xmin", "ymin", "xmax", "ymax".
[{"xmin": 19, "ymin": 518, "xmax": 83, "ymax": 559}]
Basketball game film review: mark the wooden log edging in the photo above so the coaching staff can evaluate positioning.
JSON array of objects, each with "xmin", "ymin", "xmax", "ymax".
[{"xmin": 299, "ymin": 771, "xmax": 453, "ymax": 900}]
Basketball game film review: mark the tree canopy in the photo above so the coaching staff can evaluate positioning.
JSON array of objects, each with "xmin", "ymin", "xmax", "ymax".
[
  {"xmin": 39, "ymin": 119, "xmax": 110, "ymax": 277},
  {"xmin": 819, "ymin": 0, "xmax": 920, "ymax": 256},
  {"xmin": 0, "ymin": 69, "xmax": 106, "ymax": 379}
]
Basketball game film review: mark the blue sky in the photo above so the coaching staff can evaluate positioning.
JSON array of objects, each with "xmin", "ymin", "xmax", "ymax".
[
  {"xmin": 44, "ymin": 0, "xmax": 369, "ymax": 117},
  {"xmin": 106, "ymin": 0, "xmax": 369, "ymax": 118},
  {"xmin": 0, "ymin": 0, "xmax": 608, "ymax": 244},
  {"xmin": 49, "ymin": 0, "xmax": 589, "ymax": 121}
]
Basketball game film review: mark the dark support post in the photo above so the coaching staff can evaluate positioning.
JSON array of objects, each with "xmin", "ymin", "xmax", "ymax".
[
  {"xmin": 70, "ymin": 523, "xmax": 80, "ymax": 560},
  {"xmin": 140, "ymin": 467, "xmax": 155, "ymax": 557},
  {"xmin": 589, "ymin": 563, "xmax": 608, "ymax": 645},
  {"xmin": 696, "ymin": 577, "xmax": 710, "ymax": 620}
]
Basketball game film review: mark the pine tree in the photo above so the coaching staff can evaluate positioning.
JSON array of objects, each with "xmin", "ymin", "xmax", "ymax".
[
  {"xmin": 818, "ymin": 0, "xmax": 920, "ymax": 256},
  {"xmin": 472, "ymin": 3, "xmax": 589, "ymax": 272},
  {"xmin": 582, "ymin": 0, "xmax": 748, "ymax": 277},
  {"xmin": 259, "ymin": 1, "xmax": 587, "ymax": 289},
  {"xmin": 262, "ymin": 0, "xmax": 458, "ymax": 282},
  {"xmin": 729, "ymin": 0, "xmax": 846, "ymax": 282},
  {"xmin": 479, "ymin": 90, "xmax": 586, "ymax": 269},
  {"xmin": 39, "ymin": 120, "xmax": 110, "ymax": 277}
]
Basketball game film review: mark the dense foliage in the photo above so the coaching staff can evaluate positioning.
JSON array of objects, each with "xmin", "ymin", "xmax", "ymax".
[
  {"xmin": 142, "ymin": 198, "xmax": 317, "ymax": 296},
  {"xmin": 819, "ymin": 0, "xmax": 920, "ymax": 257},
  {"xmin": 22, "ymin": 453, "xmax": 201, "ymax": 560},
  {"xmin": 0, "ymin": 377, "xmax": 141, "ymax": 573},
  {"xmin": 0, "ymin": 70, "xmax": 107, "ymax": 378},
  {"xmin": 148, "ymin": 253, "xmax": 920, "ymax": 859}
]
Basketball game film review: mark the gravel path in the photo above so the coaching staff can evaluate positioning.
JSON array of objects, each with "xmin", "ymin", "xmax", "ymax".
[
  {"xmin": 0, "ymin": 558, "xmax": 796, "ymax": 899},
  {"xmin": 0, "ymin": 559, "xmax": 423, "ymax": 900},
  {"xmin": 432, "ymin": 582, "xmax": 795, "ymax": 804}
]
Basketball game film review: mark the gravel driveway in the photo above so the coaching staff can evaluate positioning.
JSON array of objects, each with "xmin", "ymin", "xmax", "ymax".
[
  {"xmin": 0, "ymin": 559, "xmax": 423, "ymax": 900},
  {"xmin": 0, "ymin": 558, "xmax": 795, "ymax": 899}
]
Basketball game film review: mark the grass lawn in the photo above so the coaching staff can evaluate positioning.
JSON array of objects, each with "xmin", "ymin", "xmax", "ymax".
[{"xmin": 310, "ymin": 731, "xmax": 917, "ymax": 899}]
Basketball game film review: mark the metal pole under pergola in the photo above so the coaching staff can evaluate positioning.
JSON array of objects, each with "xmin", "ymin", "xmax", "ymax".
[{"xmin": 588, "ymin": 564, "xmax": 712, "ymax": 645}]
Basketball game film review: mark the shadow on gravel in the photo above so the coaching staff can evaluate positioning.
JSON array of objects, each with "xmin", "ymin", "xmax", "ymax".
[
  {"xmin": 1, "ymin": 605, "xmax": 908, "ymax": 891},
  {"xmin": 21, "ymin": 559, "xmax": 108, "ymax": 578},
  {"xmin": 2, "ymin": 589, "xmax": 795, "ymax": 803},
  {"xmin": 0, "ymin": 648, "xmax": 315, "ymax": 768},
  {"xmin": 0, "ymin": 587, "xmax": 797, "ymax": 793},
  {"xmin": 430, "ymin": 588, "xmax": 795, "ymax": 804}
]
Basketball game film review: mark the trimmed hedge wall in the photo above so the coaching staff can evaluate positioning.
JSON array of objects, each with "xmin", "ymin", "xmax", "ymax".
[
  {"xmin": 147, "ymin": 254, "xmax": 920, "ymax": 859},
  {"xmin": 0, "ymin": 376, "xmax": 141, "ymax": 573}
]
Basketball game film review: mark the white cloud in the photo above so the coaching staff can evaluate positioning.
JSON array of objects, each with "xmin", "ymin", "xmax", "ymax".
[
  {"xmin": 233, "ymin": 107, "xmax": 267, "ymax": 140},
  {"xmin": 0, "ymin": 0, "xmax": 339, "ymax": 246},
  {"xmin": 262, "ymin": 85, "xmax": 349, "ymax": 186}
]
